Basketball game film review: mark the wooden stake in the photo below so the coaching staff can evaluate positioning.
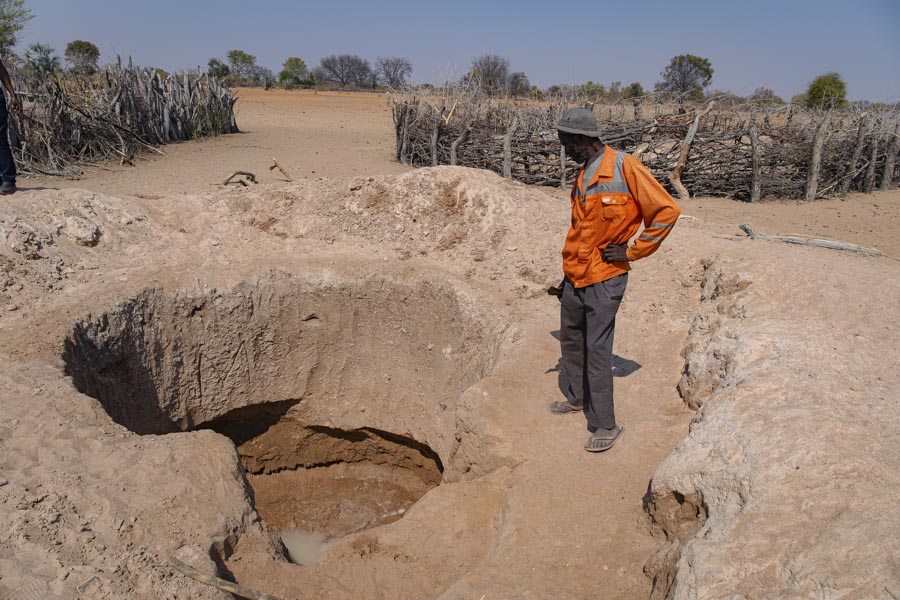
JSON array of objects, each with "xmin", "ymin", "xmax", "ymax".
[
  {"xmin": 879, "ymin": 123, "xmax": 899, "ymax": 191},
  {"xmin": 668, "ymin": 100, "xmax": 716, "ymax": 200},
  {"xmin": 864, "ymin": 138, "xmax": 879, "ymax": 193},
  {"xmin": 431, "ymin": 105, "xmax": 445, "ymax": 167},
  {"xmin": 804, "ymin": 109, "xmax": 832, "ymax": 201},
  {"xmin": 449, "ymin": 124, "xmax": 471, "ymax": 166},
  {"xmin": 559, "ymin": 145, "xmax": 567, "ymax": 188},
  {"xmin": 749, "ymin": 106, "xmax": 761, "ymax": 203},
  {"xmin": 399, "ymin": 106, "xmax": 411, "ymax": 166},
  {"xmin": 840, "ymin": 113, "xmax": 868, "ymax": 197},
  {"xmin": 502, "ymin": 114, "xmax": 519, "ymax": 179}
]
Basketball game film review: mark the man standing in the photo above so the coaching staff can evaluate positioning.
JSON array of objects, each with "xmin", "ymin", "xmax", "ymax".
[
  {"xmin": 0, "ymin": 58, "xmax": 21, "ymax": 195},
  {"xmin": 548, "ymin": 108, "xmax": 681, "ymax": 453}
]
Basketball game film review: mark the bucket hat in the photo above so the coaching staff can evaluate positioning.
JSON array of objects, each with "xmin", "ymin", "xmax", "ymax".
[{"xmin": 556, "ymin": 108, "xmax": 600, "ymax": 137}]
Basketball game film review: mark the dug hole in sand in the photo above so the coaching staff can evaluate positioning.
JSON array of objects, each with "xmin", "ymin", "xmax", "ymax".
[{"xmin": 0, "ymin": 167, "xmax": 897, "ymax": 599}]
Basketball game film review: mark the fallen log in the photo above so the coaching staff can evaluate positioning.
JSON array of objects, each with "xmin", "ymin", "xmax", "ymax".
[
  {"xmin": 738, "ymin": 223, "xmax": 884, "ymax": 256},
  {"xmin": 165, "ymin": 557, "xmax": 286, "ymax": 600}
]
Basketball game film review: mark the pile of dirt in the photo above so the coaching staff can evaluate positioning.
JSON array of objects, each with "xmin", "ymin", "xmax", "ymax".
[
  {"xmin": 646, "ymin": 249, "xmax": 899, "ymax": 598},
  {"xmin": 0, "ymin": 167, "xmax": 897, "ymax": 600},
  {"xmin": 209, "ymin": 167, "xmax": 565, "ymax": 297}
]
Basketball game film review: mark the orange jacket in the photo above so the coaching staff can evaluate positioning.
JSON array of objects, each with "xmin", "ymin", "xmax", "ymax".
[{"xmin": 562, "ymin": 146, "xmax": 681, "ymax": 288}]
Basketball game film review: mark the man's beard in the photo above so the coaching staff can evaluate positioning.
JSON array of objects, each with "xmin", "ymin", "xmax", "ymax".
[{"xmin": 569, "ymin": 148, "xmax": 591, "ymax": 163}]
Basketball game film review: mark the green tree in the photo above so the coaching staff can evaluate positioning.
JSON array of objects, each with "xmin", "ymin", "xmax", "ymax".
[
  {"xmin": 24, "ymin": 42, "xmax": 60, "ymax": 74},
  {"xmin": 0, "ymin": 0, "xmax": 32, "ymax": 61},
  {"xmin": 207, "ymin": 58, "xmax": 229, "ymax": 78},
  {"xmin": 805, "ymin": 72, "xmax": 847, "ymax": 109},
  {"xmin": 749, "ymin": 86, "xmax": 783, "ymax": 105},
  {"xmin": 622, "ymin": 81, "xmax": 645, "ymax": 99},
  {"xmin": 608, "ymin": 81, "xmax": 622, "ymax": 100},
  {"xmin": 279, "ymin": 56, "xmax": 308, "ymax": 87},
  {"xmin": 656, "ymin": 54, "xmax": 713, "ymax": 99},
  {"xmin": 64, "ymin": 40, "xmax": 100, "ymax": 75},
  {"xmin": 578, "ymin": 80, "xmax": 606, "ymax": 100},
  {"xmin": 226, "ymin": 49, "xmax": 257, "ymax": 80}
]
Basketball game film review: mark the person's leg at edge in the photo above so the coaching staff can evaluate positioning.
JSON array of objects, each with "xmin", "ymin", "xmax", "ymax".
[
  {"xmin": 583, "ymin": 273, "xmax": 628, "ymax": 440},
  {"xmin": 0, "ymin": 94, "xmax": 17, "ymax": 191}
]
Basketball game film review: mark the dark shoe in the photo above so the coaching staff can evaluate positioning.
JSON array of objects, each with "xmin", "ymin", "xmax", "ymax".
[
  {"xmin": 0, "ymin": 181, "xmax": 16, "ymax": 195},
  {"xmin": 584, "ymin": 427, "xmax": 624, "ymax": 453},
  {"xmin": 547, "ymin": 400, "xmax": 583, "ymax": 415}
]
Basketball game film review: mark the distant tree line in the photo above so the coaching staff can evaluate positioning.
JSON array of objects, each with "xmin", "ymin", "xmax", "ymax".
[
  {"xmin": 5, "ymin": 37, "xmax": 102, "ymax": 78},
  {"xmin": 0, "ymin": 0, "xmax": 877, "ymax": 110},
  {"xmin": 205, "ymin": 50, "xmax": 414, "ymax": 91}
]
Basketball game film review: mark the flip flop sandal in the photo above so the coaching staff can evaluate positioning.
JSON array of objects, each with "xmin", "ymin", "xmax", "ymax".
[
  {"xmin": 584, "ymin": 427, "xmax": 624, "ymax": 453},
  {"xmin": 547, "ymin": 400, "xmax": 583, "ymax": 415}
]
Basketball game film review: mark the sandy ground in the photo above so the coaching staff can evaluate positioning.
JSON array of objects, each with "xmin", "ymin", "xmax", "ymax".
[
  {"xmin": 25, "ymin": 89, "xmax": 408, "ymax": 198},
  {"xmin": 24, "ymin": 88, "xmax": 899, "ymax": 261},
  {"xmin": 2, "ymin": 89, "xmax": 897, "ymax": 600}
]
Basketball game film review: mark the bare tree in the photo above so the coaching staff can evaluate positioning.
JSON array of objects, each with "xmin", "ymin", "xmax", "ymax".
[
  {"xmin": 315, "ymin": 54, "xmax": 372, "ymax": 88},
  {"xmin": 376, "ymin": 57, "xmax": 412, "ymax": 88},
  {"xmin": 469, "ymin": 54, "xmax": 509, "ymax": 95}
]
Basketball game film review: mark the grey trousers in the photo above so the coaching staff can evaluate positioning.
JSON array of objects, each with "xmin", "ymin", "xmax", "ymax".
[{"xmin": 559, "ymin": 273, "xmax": 628, "ymax": 431}]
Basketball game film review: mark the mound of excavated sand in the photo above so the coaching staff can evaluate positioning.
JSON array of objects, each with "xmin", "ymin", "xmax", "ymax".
[{"xmin": 0, "ymin": 166, "xmax": 897, "ymax": 599}]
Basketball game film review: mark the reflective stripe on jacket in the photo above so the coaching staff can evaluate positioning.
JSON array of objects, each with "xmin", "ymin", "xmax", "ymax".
[{"xmin": 562, "ymin": 145, "xmax": 681, "ymax": 288}]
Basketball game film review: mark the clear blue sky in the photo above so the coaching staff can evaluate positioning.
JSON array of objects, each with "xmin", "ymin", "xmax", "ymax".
[{"xmin": 16, "ymin": 0, "xmax": 900, "ymax": 101}]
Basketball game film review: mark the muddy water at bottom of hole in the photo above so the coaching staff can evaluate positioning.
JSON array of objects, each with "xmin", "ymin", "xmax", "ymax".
[
  {"xmin": 280, "ymin": 530, "xmax": 331, "ymax": 565},
  {"xmin": 248, "ymin": 461, "xmax": 431, "ymax": 561}
]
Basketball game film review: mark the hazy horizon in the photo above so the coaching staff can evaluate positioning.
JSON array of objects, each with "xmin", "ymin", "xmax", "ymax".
[{"xmin": 14, "ymin": 0, "xmax": 900, "ymax": 102}]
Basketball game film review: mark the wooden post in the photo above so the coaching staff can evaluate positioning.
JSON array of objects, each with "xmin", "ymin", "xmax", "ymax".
[
  {"xmin": 879, "ymin": 123, "xmax": 899, "ymax": 190},
  {"xmin": 399, "ymin": 105, "xmax": 411, "ymax": 166},
  {"xmin": 560, "ymin": 145, "xmax": 567, "ymax": 188},
  {"xmin": 449, "ymin": 124, "xmax": 471, "ymax": 166},
  {"xmin": 430, "ymin": 105, "xmax": 445, "ymax": 167},
  {"xmin": 840, "ymin": 113, "xmax": 869, "ymax": 196},
  {"xmin": 863, "ymin": 138, "xmax": 879, "ymax": 193},
  {"xmin": 804, "ymin": 109, "xmax": 832, "ymax": 201},
  {"xmin": 668, "ymin": 100, "xmax": 716, "ymax": 200},
  {"xmin": 502, "ymin": 114, "xmax": 519, "ymax": 179},
  {"xmin": 749, "ymin": 106, "xmax": 761, "ymax": 203}
]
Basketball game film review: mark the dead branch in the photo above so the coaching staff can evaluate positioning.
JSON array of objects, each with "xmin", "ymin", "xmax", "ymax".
[
  {"xmin": 268, "ymin": 157, "xmax": 295, "ymax": 181},
  {"xmin": 165, "ymin": 557, "xmax": 285, "ymax": 600},
  {"xmin": 739, "ymin": 223, "xmax": 884, "ymax": 256},
  {"xmin": 223, "ymin": 171, "xmax": 258, "ymax": 186}
]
